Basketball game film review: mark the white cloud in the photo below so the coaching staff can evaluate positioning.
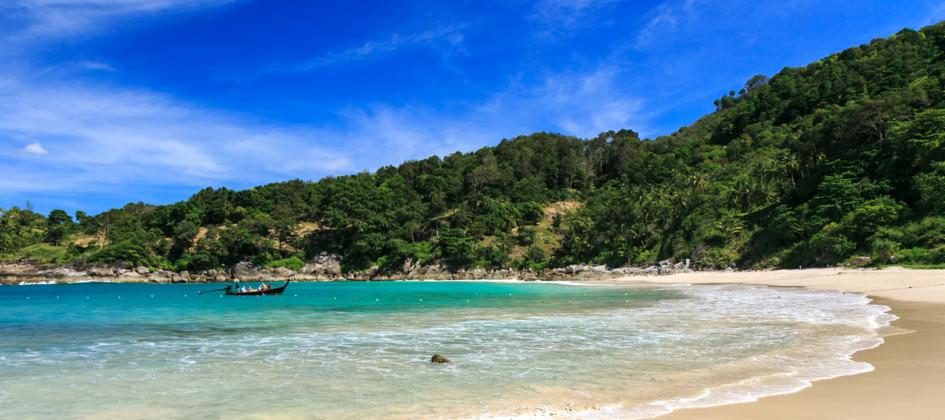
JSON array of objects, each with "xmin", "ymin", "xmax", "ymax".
[
  {"xmin": 635, "ymin": 0, "xmax": 699, "ymax": 48},
  {"xmin": 477, "ymin": 66, "xmax": 649, "ymax": 138},
  {"xmin": 0, "ymin": 77, "xmax": 353, "ymax": 194},
  {"xmin": 23, "ymin": 142, "xmax": 47, "ymax": 155},
  {"xmin": 0, "ymin": 64, "xmax": 648, "ymax": 199},
  {"xmin": 546, "ymin": 68, "xmax": 647, "ymax": 137},
  {"xmin": 530, "ymin": 0, "xmax": 616, "ymax": 39},
  {"xmin": 0, "ymin": 0, "xmax": 653, "ymax": 210},
  {"xmin": 279, "ymin": 25, "xmax": 466, "ymax": 74},
  {"xmin": 1, "ymin": 0, "xmax": 237, "ymax": 43},
  {"xmin": 320, "ymin": 65, "xmax": 652, "ymax": 171},
  {"xmin": 324, "ymin": 65, "xmax": 650, "ymax": 172},
  {"xmin": 76, "ymin": 60, "xmax": 116, "ymax": 72},
  {"xmin": 333, "ymin": 105, "xmax": 506, "ymax": 169}
]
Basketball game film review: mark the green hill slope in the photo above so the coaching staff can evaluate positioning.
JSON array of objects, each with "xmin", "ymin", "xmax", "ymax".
[{"xmin": 4, "ymin": 22, "xmax": 945, "ymax": 272}]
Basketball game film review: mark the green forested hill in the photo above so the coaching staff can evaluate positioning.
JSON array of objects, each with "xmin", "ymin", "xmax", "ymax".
[{"xmin": 4, "ymin": 23, "xmax": 945, "ymax": 272}]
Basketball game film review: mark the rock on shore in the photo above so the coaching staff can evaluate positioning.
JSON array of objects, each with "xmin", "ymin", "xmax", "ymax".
[{"xmin": 0, "ymin": 255, "xmax": 693, "ymax": 285}]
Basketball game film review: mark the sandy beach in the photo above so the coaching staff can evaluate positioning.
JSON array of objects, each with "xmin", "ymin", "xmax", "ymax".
[{"xmin": 620, "ymin": 268, "xmax": 945, "ymax": 420}]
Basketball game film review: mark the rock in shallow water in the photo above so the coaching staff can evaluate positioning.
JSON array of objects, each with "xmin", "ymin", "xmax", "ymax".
[{"xmin": 430, "ymin": 354, "xmax": 452, "ymax": 364}]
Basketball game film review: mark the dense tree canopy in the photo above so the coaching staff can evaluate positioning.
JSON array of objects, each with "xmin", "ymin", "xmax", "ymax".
[{"xmin": 4, "ymin": 22, "xmax": 945, "ymax": 271}]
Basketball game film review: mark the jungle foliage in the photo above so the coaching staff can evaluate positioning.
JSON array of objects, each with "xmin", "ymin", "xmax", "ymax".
[{"xmin": 4, "ymin": 23, "xmax": 945, "ymax": 271}]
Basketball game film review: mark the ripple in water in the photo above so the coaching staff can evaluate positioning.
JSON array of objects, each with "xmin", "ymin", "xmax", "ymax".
[{"xmin": 0, "ymin": 281, "xmax": 895, "ymax": 419}]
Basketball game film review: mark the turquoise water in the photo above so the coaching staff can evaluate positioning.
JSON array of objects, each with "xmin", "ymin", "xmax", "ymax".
[{"xmin": 0, "ymin": 281, "xmax": 893, "ymax": 419}]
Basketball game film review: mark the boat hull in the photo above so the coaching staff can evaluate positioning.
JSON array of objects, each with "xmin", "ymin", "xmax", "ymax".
[{"xmin": 225, "ymin": 281, "xmax": 289, "ymax": 296}]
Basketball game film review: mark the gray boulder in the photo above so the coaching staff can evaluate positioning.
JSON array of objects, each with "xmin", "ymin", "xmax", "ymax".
[
  {"xmin": 87, "ymin": 265, "xmax": 117, "ymax": 277},
  {"xmin": 300, "ymin": 252, "xmax": 342, "ymax": 278},
  {"xmin": 231, "ymin": 261, "xmax": 261, "ymax": 278}
]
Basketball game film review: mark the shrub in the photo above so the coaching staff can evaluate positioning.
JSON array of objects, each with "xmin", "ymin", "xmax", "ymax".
[
  {"xmin": 516, "ymin": 246, "xmax": 548, "ymax": 271},
  {"xmin": 515, "ymin": 227, "xmax": 537, "ymax": 246},
  {"xmin": 870, "ymin": 238, "xmax": 900, "ymax": 264},
  {"xmin": 265, "ymin": 256, "xmax": 305, "ymax": 271},
  {"xmin": 805, "ymin": 223, "xmax": 856, "ymax": 265},
  {"xmin": 87, "ymin": 240, "xmax": 152, "ymax": 268},
  {"xmin": 517, "ymin": 202, "xmax": 545, "ymax": 225},
  {"xmin": 176, "ymin": 251, "xmax": 219, "ymax": 272},
  {"xmin": 6, "ymin": 243, "xmax": 74, "ymax": 265},
  {"xmin": 475, "ymin": 246, "xmax": 510, "ymax": 269}
]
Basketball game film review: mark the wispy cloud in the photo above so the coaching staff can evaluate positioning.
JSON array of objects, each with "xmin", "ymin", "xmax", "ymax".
[
  {"xmin": 0, "ymin": 77, "xmax": 353, "ymax": 196},
  {"xmin": 0, "ymin": 0, "xmax": 688, "ymax": 213},
  {"xmin": 330, "ymin": 65, "xmax": 650, "ymax": 169},
  {"xmin": 478, "ymin": 66, "xmax": 649, "ymax": 138},
  {"xmin": 634, "ymin": 0, "xmax": 699, "ymax": 48},
  {"xmin": 0, "ymin": 0, "xmax": 236, "ymax": 44},
  {"xmin": 278, "ymin": 25, "xmax": 466, "ymax": 74},
  {"xmin": 75, "ymin": 60, "xmax": 116, "ymax": 72},
  {"xmin": 0, "ymin": 58, "xmax": 649, "ymax": 206},
  {"xmin": 926, "ymin": 0, "xmax": 945, "ymax": 25},
  {"xmin": 529, "ymin": 0, "xmax": 617, "ymax": 39}
]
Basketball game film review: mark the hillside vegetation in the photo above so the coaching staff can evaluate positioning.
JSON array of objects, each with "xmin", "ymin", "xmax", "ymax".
[{"xmin": 4, "ymin": 22, "xmax": 945, "ymax": 273}]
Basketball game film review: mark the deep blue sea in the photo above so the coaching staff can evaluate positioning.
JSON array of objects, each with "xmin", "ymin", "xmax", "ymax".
[{"xmin": 0, "ymin": 280, "xmax": 893, "ymax": 419}]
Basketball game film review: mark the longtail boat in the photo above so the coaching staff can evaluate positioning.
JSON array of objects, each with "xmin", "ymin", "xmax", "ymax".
[{"xmin": 225, "ymin": 280, "xmax": 290, "ymax": 296}]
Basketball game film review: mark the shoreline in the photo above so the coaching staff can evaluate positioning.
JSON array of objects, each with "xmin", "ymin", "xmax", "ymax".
[
  {"xmin": 5, "ymin": 268, "xmax": 943, "ymax": 419},
  {"xmin": 622, "ymin": 269, "xmax": 945, "ymax": 420},
  {"xmin": 657, "ymin": 298, "xmax": 945, "ymax": 420},
  {"xmin": 5, "ymin": 265, "xmax": 945, "ymax": 293}
]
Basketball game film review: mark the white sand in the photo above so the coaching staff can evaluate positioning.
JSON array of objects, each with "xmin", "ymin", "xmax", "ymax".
[
  {"xmin": 617, "ymin": 267, "xmax": 945, "ymax": 304},
  {"xmin": 608, "ymin": 267, "xmax": 945, "ymax": 420}
]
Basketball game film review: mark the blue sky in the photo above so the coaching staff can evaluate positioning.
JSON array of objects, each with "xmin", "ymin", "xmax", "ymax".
[{"xmin": 1, "ymin": 0, "xmax": 944, "ymax": 216}]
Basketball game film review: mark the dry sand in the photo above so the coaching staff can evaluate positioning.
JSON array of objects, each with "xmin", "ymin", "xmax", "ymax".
[{"xmin": 612, "ymin": 267, "xmax": 945, "ymax": 420}]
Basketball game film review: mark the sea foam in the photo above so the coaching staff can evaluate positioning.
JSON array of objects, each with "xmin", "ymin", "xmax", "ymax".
[{"xmin": 0, "ymin": 281, "xmax": 898, "ymax": 419}]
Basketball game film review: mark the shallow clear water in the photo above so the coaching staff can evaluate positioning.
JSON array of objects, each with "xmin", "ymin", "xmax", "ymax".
[{"xmin": 0, "ymin": 281, "xmax": 894, "ymax": 419}]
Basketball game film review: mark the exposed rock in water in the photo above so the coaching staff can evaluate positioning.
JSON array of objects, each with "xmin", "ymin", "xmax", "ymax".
[{"xmin": 430, "ymin": 354, "xmax": 452, "ymax": 364}]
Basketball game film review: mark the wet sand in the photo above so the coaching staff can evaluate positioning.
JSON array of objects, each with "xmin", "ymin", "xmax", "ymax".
[{"xmin": 624, "ymin": 268, "xmax": 945, "ymax": 420}]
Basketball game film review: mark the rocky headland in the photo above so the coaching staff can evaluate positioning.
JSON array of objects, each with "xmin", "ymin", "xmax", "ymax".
[{"xmin": 0, "ymin": 252, "xmax": 694, "ymax": 285}]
